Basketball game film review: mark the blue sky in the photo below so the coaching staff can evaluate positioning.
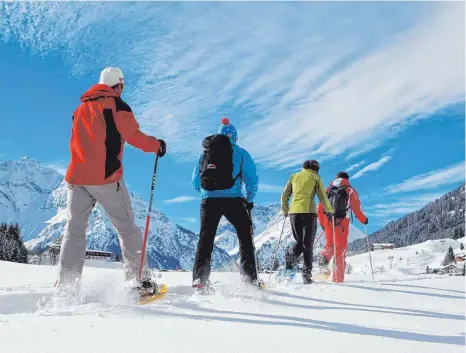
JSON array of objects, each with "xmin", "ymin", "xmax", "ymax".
[{"xmin": 0, "ymin": 2, "xmax": 464, "ymax": 233}]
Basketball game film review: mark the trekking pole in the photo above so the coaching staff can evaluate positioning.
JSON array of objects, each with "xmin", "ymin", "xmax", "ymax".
[
  {"xmin": 313, "ymin": 229, "xmax": 325, "ymax": 249},
  {"xmin": 268, "ymin": 217, "xmax": 287, "ymax": 280},
  {"xmin": 364, "ymin": 225, "xmax": 375, "ymax": 283},
  {"xmin": 138, "ymin": 155, "xmax": 159, "ymax": 282},
  {"xmin": 247, "ymin": 209, "xmax": 261, "ymax": 284}
]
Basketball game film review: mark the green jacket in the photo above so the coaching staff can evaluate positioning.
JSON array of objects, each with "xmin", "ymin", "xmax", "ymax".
[{"xmin": 281, "ymin": 169, "xmax": 334, "ymax": 215}]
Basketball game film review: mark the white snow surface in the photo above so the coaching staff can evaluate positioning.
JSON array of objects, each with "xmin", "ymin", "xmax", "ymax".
[{"xmin": 1, "ymin": 238, "xmax": 464, "ymax": 353}]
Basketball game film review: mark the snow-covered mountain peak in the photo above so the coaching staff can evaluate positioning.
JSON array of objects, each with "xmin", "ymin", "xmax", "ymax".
[
  {"xmin": 0, "ymin": 157, "xmax": 230, "ymax": 269},
  {"xmin": 0, "ymin": 157, "xmax": 63, "ymax": 192},
  {"xmin": 19, "ymin": 156, "xmax": 40, "ymax": 164}
]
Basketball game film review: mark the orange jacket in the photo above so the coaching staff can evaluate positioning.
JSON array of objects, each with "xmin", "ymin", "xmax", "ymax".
[
  {"xmin": 317, "ymin": 178, "xmax": 367, "ymax": 227},
  {"xmin": 65, "ymin": 84, "xmax": 160, "ymax": 185}
]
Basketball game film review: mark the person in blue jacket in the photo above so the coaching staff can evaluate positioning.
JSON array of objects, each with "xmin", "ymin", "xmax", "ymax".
[{"xmin": 192, "ymin": 118, "xmax": 259, "ymax": 292}]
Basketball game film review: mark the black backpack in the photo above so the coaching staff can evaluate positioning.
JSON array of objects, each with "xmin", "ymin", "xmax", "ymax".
[
  {"xmin": 200, "ymin": 134, "xmax": 240, "ymax": 191},
  {"xmin": 327, "ymin": 185, "xmax": 349, "ymax": 219}
]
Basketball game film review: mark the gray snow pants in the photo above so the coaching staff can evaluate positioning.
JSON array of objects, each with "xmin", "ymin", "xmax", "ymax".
[{"xmin": 57, "ymin": 181, "xmax": 149, "ymax": 288}]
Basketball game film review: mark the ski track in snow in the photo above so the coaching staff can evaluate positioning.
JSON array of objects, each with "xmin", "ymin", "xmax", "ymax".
[{"xmin": 0, "ymin": 255, "xmax": 464, "ymax": 353}]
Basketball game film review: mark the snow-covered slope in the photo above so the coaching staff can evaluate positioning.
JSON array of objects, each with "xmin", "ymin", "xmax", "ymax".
[
  {"xmin": 347, "ymin": 237, "xmax": 466, "ymax": 279},
  {"xmin": 0, "ymin": 258, "xmax": 464, "ymax": 353},
  {"xmin": 1, "ymin": 158, "xmax": 230, "ymax": 270}
]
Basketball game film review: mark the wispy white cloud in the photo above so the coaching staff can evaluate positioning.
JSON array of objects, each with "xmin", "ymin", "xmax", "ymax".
[
  {"xmin": 242, "ymin": 3, "xmax": 464, "ymax": 168},
  {"xmin": 164, "ymin": 196, "xmax": 198, "ymax": 204},
  {"xmin": 386, "ymin": 162, "xmax": 465, "ymax": 194},
  {"xmin": 353, "ymin": 156, "xmax": 392, "ymax": 179},
  {"xmin": 367, "ymin": 193, "xmax": 443, "ymax": 217},
  {"xmin": 346, "ymin": 160, "xmax": 365, "ymax": 172},
  {"xmin": 259, "ymin": 183, "xmax": 284, "ymax": 193},
  {"xmin": 1, "ymin": 2, "xmax": 463, "ymax": 168}
]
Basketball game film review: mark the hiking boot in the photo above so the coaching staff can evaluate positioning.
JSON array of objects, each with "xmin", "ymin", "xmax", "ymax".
[
  {"xmin": 303, "ymin": 276, "xmax": 313, "ymax": 284},
  {"xmin": 192, "ymin": 279, "xmax": 215, "ymax": 295},
  {"xmin": 302, "ymin": 270, "xmax": 313, "ymax": 284}
]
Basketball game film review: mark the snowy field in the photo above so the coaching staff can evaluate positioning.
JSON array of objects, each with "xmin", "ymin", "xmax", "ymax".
[{"xmin": 1, "ymin": 240, "xmax": 465, "ymax": 353}]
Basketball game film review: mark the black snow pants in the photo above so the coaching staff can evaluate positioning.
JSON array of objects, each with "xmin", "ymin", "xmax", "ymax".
[
  {"xmin": 192, "ymin": 198, "xmax": 257, "ymax": 285},
  {"xmin": 289, "ymin": 213, "xmax": 317, "ymax": 276}
]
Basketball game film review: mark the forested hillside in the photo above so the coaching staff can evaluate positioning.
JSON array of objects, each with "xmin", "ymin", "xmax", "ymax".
[{"xmin": 348, "ymin": 184, "xmax": 465, "ymax": 253}]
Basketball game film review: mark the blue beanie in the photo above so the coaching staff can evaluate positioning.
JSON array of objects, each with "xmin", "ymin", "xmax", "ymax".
[{"xmin": 218, "ymin": 118, "xmax": 238, "ymax": 143}]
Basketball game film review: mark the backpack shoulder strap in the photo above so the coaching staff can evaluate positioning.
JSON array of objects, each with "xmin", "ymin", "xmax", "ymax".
[
  {"xmin": 199, "ymin": 151, "xmax": 207, "ymax": 170},
  {"xmin": 232, "ymin": 153, "xmax": 244, "ymax": 182}
]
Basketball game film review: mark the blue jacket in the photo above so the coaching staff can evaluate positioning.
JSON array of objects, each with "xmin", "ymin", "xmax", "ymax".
[{"xmin": 192, "ymin": 142, "xmax": 259, "ymax": 202}]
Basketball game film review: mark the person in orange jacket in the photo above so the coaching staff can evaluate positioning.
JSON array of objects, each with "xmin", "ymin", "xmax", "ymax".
[
  {"xmin": 317, "ymin": 171, "xmax": 368, "ymax": 283},
  {"xmin": 58, "ymin": 67, "xmax": 166, "ymax": 298}
]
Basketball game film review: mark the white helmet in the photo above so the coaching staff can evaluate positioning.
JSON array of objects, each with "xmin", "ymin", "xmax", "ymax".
[{"xmin": 99, "ymin": 67, "xmax": 124, "ymax": 87}]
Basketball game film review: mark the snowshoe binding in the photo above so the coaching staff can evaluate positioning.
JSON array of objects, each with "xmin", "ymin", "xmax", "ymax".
[
  {"xmin": 137, "ymin": 280, "xmax": 168, "ymax": 305},
  {"xmin": 253, "ymin": 278, "xmax": 266, "ymax": 290}
]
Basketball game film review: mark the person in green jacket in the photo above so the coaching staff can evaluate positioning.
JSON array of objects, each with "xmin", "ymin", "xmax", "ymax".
[{"xmin": 281, "ymin": 160, "xmax": 334, "ymax": 283}]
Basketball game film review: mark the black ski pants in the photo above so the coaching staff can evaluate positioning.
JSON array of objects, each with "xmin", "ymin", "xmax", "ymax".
[
  {"xmin": 193, "ymin": 198, "xmax": 257, "ymax": 284},
  {"xmin": 289, "ymin": 213, "xmax": 317, "ymax": 274}
]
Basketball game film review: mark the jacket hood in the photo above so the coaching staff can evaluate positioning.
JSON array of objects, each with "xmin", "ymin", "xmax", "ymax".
[
  {"xmin": 302, "ymin": 168, "xmax": 318, "ymax": 176},
  {"xmin": 81, "ymin": 84, "xmax": 119, "ymax": 102},
  {"xmin": 331, "ymin": 178, "xmax": 350, "ymax": 187}
]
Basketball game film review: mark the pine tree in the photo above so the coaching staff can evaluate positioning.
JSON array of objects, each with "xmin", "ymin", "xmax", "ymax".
[
  {"xmin": 0, "ymin": 223, "xmax": 5, "ymax": 260},
  {"xmin": 447, "ymin": 246, "xmax": 455, "ymax": 262},
  {"xmin": 443, "ymin": 246, "xmax": 455, "ymax": 266},
  {"xmin": 460, "ymin": 243, "xmax": 464, "ymax": 251},
  {"xmin": 0, "ymin": 223, "xmax": 28, "ymax": 263},
  {"xmin": 4, "ymin": 224, "xmax": 15, "ymax": 261},
  {"xmin": 426, "ymin": 265, "xmax": 430, "ymax": 274}
]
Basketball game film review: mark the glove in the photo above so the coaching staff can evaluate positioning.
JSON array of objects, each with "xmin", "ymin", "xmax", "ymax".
[
  {"xmin": 282, "ymin": 211, "xmax": 288, "ymax": 217},
  {"xmin": 363, "ymin": 217, "xmax": 369, "ymax": 225},
  {"xmin": 244, "ymin": 201, "xmax": 254, "ymax": 211},
  {"xmin": 157, "ymin": 139, "xmax": 166, "ymax": 157}
]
